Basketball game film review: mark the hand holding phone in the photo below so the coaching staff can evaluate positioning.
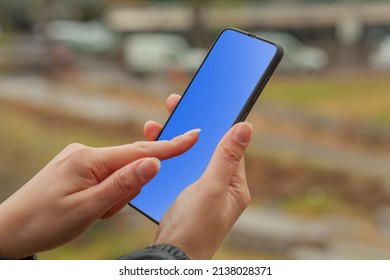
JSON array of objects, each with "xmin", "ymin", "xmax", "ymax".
[
  {"xmin": 153, "ymin": 121, "xmax": 253, "ymax": 259},
  {"xmin": 131, "ymin": 28, "xmax": 283, "ymax": 223}
]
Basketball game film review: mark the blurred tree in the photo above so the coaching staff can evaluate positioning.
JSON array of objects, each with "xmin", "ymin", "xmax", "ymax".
[
  {"xmin": 187, "ymin": 0, "xmax": 208, "ymax": 48},
  {"xmin": 104, "ymin": 0, "xmax": 148, "ymax": 3},
  {"xmin": 66, "ymin": 0, "xmax": 105, "ymax": 20},
  {"xmin": 0, "ymin": 0, "xmax": 107, "ymax": 32},
  {"xmin": 0, "ymin": 0, "xmax": 36, "ymax": 32}
]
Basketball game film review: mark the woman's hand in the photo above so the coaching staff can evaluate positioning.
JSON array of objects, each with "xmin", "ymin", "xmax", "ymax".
[
  {"xmin": 0, "ymin": 124, "xmax": 199, "ymax": 259},
  {"xmin": 155, "ymin": 122, "xmax": 252, "ymax": 259},
  {"xmin": 144, "ymin": 94, "xmax": 252, "ymax": 259}
]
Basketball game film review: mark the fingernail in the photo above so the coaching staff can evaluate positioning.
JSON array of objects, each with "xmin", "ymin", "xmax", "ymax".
[
  {"xmin": 182, "ymin": 128, "xmax": 201, "ymax": 137},
  {"xmin": 137, "ymin": 158, "xmax": 161, "ymax": 181},
  {"xmin": 234, "ymin": 122, "xmax": 252, "ymax": 144}
]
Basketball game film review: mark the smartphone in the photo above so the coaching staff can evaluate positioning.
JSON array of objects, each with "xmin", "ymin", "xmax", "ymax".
[{"xmin": 130, "ymin": 28, "xmax": 283, "ymax": 223}]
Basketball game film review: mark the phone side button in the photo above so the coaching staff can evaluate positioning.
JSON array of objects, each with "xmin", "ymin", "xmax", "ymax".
[
  {"xmin": 251, "ymin": 75, "xmax": 270, "ymax": 104},
  {"xmin": 240, "ymin": 112, "xmax": 249, "ymax": 121},
  {"xmin": 251, "ymin": 91, "xmax": 261, "ymax": 104}
]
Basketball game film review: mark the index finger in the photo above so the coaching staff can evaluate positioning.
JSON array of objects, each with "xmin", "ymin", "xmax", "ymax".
[{"xmin": 92, "ymin": 129, "xmax": 200, "ymax": 181}]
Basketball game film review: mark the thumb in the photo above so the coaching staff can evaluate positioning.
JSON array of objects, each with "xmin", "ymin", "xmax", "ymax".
[
  {"xmin": 90, "ymin": 157, "xmax": 161, "ymax": 214},
  {"xmin": 203, "ymin": 122, "xmax": 252, "ymax": 186}
]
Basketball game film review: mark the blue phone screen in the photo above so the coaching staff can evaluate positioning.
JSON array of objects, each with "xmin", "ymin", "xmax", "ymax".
[{"xmin": 130, "ymin": 29, "xmax": 280, "ymax": 222}]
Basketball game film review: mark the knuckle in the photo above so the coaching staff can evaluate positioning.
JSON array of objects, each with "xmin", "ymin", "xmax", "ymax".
[
  {"xmin": 65, "ymin": 143, "xmax": 91, "ymax": 158},
  {"xmin": 220, "ymin": 144, "xmax": 243, "ymax": 168},
  {"xmin": 231, "ymin": 185, "xmax": 251, "ymax": 212},
  {"xmin": 241, "ymin": 189, "xmax": 251, "ymax": 209},
  {"xmin": 165, "ymin": 141, "xmax": 180, "ymax": 157},
  {"xmin": 57, "ymin": 143, "xmax": 91, "ymax": 164},
  {"xmin": 113, "ymin": 170, "xmax": 131, "ymax": 196},
  {"xmin": 65, "ymin": 142, "xmax": 86, "ymax": 151},
  {"xmin": 132, "ymin": 141, "xmax": 149, "ymax": 157}
]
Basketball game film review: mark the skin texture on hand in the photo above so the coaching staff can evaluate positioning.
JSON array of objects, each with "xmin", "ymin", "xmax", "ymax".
[
  {"xmin": 154, "ymin": 122, "xmax": 252, "ymax": 259},
  {"xmin": 144, "ymin": 94, "xmax": 252, "ymax": 259},
  {"xmin": 0, "ymin": 129, "xmax": 199, "ymax": 259}
]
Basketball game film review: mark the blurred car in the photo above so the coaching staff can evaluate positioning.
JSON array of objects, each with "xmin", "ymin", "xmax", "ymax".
[
  {"xmin": 369, "ymin": 35, "xmax": 390, "ymax": 71},
  {"xmin": 45, "ymin": 20, "xmax": 118, "ymax": 55},
  {"xmin": 254, "ymin": 31, "xmax": 328, "ymax": 73},
  {"xmin": 123, "ymin": 33, "xmax": 206, "ymax": 76}
]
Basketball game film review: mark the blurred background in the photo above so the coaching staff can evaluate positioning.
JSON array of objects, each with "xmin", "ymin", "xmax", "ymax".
[{"xmin": 1, "ymin": 0, "xmax": 390, "ymax": 259}]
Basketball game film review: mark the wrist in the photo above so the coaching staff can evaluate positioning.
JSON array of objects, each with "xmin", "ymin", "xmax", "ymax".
[{"xmin": 0, "ymin": 204, "xmax": 31, "ymax": 259}]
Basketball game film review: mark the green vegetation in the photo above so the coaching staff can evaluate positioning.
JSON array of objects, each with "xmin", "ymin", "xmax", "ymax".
[
  {"xmin": 280, "ymin": 189, "xmax": 358, "ymax": 217},
  {"xmin": 264, "ymin": 74, "xmax": 390, "ymax": 125}
]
